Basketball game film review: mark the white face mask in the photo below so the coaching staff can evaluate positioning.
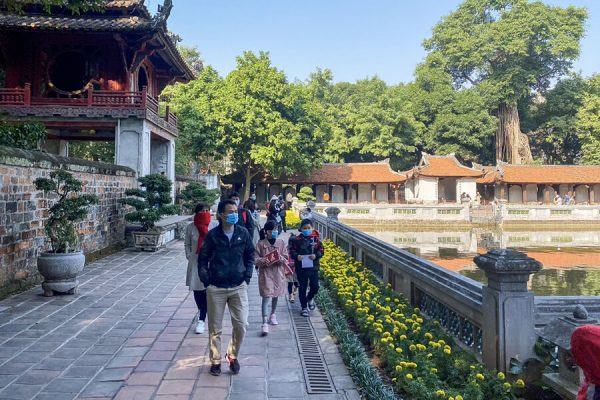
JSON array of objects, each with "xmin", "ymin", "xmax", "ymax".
[{"xmin": 234, "ymin": 199, "xmax": 240, "ymax": 206}]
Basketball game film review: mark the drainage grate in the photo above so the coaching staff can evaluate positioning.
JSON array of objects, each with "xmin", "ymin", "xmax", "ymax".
[{"xmin": 290, "ymin": 306, "xmax": 336, "ymax": 394}]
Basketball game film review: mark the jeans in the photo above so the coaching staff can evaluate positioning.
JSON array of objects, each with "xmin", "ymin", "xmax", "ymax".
[
  {"xmin": 193, "ymin": 290, "xmax": 207, "ymax": 321},
  {"xmin": 296, "ymin": 268, "xmax": 319, "ymax": 309},
  {"xmin": 207, "ymin": 282, "xmax": 248, "ymax": 364},
  {"xmin": 261, "ymin": 297, "xmax": 279, "ymax": 322}
]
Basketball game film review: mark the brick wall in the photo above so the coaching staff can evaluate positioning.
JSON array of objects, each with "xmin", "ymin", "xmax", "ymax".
[{"xmin": 0, "ymin": 146, "xmax": 137, "ymax": 297}]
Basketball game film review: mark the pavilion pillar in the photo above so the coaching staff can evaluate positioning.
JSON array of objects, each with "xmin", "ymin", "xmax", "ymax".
[
  {"xmin": 371, "ymin": 184, "xmax": 377, "ymax": 203},
  {"xmin": 590, "ymin": 185, "xmax": 595, "ymax": 205},
  {"xmin": 544, "ymin": 186, "xmax": 550, "ymax": 205},
  {"xmin": 328, "ymin": 184, "xmax": 333, "ymax": 203},
  {"xmin": 500, "ymin": 184, "xmax": 506, "ymax": 202},
  {"xmin": 394, "ymin": 185, "xmax": 400, "ymax": 204},
  {"xmin": 522, "ymin": 184, "xmax": 527, "ymax": 204}
]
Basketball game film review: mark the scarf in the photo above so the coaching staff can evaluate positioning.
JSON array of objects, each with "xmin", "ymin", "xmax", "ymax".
[{"xmin": 194, "ymin": 212, "xmax": 211, "ymax": 254}]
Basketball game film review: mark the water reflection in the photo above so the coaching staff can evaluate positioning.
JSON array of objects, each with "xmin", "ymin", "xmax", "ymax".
[{"xmin": 351, "ymin": 224, "xmax": 600, "ymax": 296}]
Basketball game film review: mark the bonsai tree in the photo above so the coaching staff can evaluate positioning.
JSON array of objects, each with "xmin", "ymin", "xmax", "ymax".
[
  {"xmin": 296, "ymin": 186, "xmax": 316, "ymax": 202},
  {"xmin": 34, "ymin": 169, "xmax": 98, "ymax": 253},
  {"xmin": 177, "ymin": 181, "xmax": 220, "ymax": 214},
  {"xmin": 121, "ymin": 173, "xmax": 179, "ymax": 231}
]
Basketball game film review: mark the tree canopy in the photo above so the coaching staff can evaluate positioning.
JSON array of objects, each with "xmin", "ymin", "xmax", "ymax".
[{"xmin": 576, "ymin": 75, "xmax": 600, "ymax": 164}]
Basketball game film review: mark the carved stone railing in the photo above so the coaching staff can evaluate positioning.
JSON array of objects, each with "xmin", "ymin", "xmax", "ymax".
[{"xmin": 313, "ymin": 212, "xmax": 543, "ymax": 372}]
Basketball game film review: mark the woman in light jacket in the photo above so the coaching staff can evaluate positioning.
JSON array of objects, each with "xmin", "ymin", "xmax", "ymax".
[
  {"xmin": 185, "ymin": 202, "xmax": 211, "ymax": 334},
  {"xmin": 255, "ymin": 220, "xmax": 288, "ymax": 337}
]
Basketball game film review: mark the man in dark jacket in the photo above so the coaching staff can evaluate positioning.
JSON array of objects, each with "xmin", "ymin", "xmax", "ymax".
[
  {"xmin": 198, "ymin": 199, "xmax": 255, "ymax": 376},
  {"xmin": 228, "ymin": 192, "xmax": 255, "ymax": 235},
  {"xmin": 289, "ymin": 219, "xmax": 324, "ymax": 317}
]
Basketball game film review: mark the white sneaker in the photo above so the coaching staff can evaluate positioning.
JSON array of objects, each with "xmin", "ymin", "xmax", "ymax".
[{"xmin": 195, "ymin": 320, "xmax": 205, "ymax": 334}]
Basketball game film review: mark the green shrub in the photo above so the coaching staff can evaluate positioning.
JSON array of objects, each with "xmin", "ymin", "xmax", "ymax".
[
  {"xmin": 297, "ymin": 186, "xmax": 316, "ymax": 202},
  {"xmin": 0, "ymin": 120, "xmax": 46, "ymax": 150},
  {"xmin": 177, "ymin": 181, "xmax": 220, "ymax": 214},
  {"xmin": 120, "ymin": 174, "xmax": 179, "ymax": 231},
  {"xmin": 34, "ymin": 169, "xmax": 98, "ymax": 253}
]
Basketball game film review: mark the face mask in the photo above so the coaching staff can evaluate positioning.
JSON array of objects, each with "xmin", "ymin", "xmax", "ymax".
[
  {"xmin": 271, "ymin": 231, "xmax": 279, "ymax": 239},
  {"xmin": 234, "ymin": 199, "xmax": 240, "ymax": 206},
  {"xmin": 302, "ymin": 229, "xmax": 312, "ymax": 237},
  {"xmin": 225, "ymin": 213, "xmax": 239, "ymax": 225},
  {"xmin": 251, "ymin": 195, "xmax": 256, "ymax": 200}
]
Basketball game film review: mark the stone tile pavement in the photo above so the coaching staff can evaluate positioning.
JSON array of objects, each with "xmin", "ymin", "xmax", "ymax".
[{"xmin": 0, "ymin": 240, "xmax": 360, "ymax": 400}]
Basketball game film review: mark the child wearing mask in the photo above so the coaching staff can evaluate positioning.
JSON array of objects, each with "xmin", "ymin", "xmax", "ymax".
[
  {"xmin": 289, "ymin": 219, "xmax": 324, "ymax": 317},
  {"xmin": 184, "ymin": 202, "xmax": 211, "ymax": 334},
  {"xmin": 255, "ymin": 220, "xmax": 289, "ymax": 336},
  {"xmin": 286, "ymin": 233, "xmax": 299, "ymax": 302}
]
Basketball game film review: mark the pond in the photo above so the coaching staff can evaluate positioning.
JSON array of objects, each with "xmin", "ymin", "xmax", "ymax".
[{"xmin": 350, "ymin": 224, "xmax": 600, "ymax": 296}]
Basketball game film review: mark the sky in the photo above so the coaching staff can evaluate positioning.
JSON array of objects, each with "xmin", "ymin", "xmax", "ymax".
[{"xmin": 155, "ymin": 0, "xmax": 600, "ymax": 85}]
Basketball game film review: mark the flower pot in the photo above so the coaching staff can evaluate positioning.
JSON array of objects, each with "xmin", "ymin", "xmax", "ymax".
[
  {"xmin": 37, "ymin": 251, "xmax": 85, "ymax": 297},
  {"xmin": 132, "ymin": 231, "xmax": 164, "ymax": 252}
]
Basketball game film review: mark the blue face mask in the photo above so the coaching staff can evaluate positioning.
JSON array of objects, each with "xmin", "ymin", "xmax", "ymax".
[
  {"xmin": 271, "ymin": 231, "xmax": 279, "ymax": 239},
  {"xmin": 225, "ymin": 213, "xmax": 239, "ymax": 225},
  {"xmin": 302, "ymin": 229, "xmax": 312, "ymax": 237}
]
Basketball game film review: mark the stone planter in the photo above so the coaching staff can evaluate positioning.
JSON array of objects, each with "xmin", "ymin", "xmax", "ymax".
[
  {"xmin": 133, "ymin": 231, "xmax": 164, "ymax": 252},
  {"xmin": 37, "ymin": 251, "xmax": 85, "ymax": 297}
]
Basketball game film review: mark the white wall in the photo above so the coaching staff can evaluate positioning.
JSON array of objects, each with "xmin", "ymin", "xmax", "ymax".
[
  {"xmin": 416, "ymin": 177, "xmax": 438, "ymax": 203},
  {"xmin": 405, "ymin": 181, "xmax": 415, "ymax": 202}
]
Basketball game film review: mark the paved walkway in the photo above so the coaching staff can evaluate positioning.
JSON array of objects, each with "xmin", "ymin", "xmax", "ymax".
[{"xmin": 0, "ymin": 241, "xmax": 359, "ymax": 400}]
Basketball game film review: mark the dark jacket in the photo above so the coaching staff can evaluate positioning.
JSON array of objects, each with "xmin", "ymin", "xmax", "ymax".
[
  {"xmin": 237, "ymin": 207, "xmax": 254, "ymax": 234},
  {"xmin": 289, "ymin": 230, "xmax": 324, "ymax": 271},
  {"xmin": 198, "ymin": 224, "xmax": 255, "ymax": 288}
]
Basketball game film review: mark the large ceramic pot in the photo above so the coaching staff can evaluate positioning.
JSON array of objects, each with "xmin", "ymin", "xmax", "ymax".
[
  {"xmin": 132, "ymin": 231, "xmax": 164, "ymax": 252},
  {"xmin": 37, "ymin": 251, "xmax": 85, "ymax": 297}
]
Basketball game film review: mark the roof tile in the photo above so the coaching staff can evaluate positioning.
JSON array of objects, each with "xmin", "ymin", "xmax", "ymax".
[
  {"xmin": 500, "ymin": 164, "xmax": 600, "ymax": 184},
  {"xmin": 414, "ymin": 154, "xmax": 482, "ymax": 178}
]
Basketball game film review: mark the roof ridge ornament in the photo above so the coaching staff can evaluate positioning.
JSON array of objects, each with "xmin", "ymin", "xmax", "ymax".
[{"xmin": 152, "ymin": 0, "xmax": 172, "ymax": 29}]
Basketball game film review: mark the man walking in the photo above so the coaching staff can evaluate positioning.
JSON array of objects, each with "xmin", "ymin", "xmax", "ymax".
[{"xmin": 199, "ymin": 199, "xmax": 255, "ymax": 376}]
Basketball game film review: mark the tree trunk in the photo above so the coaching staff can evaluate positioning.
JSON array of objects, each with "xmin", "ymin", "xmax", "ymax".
[
  {"xmin": 243, "ymin": 167, "xmax": 253, "ymax": 202},
  {"xmin": 496, "ymin": 103, "xmax": 522, "ymax": 163}
]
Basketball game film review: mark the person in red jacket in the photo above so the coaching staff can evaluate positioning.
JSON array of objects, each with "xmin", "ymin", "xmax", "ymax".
[
  {"xmin": 185, "ymin": 203, "xmax": 212, "ymax": 334},
  {"xmin": 571, "ymin": 324, "xmax": 600, "ymax": 400}
]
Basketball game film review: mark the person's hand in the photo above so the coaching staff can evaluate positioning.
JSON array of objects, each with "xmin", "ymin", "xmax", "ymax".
[
  {"xmin": 308, "ymin": 255, "xmax": 316, "ymax": 260},
  {"xmin": 297, "ymin": 255, "xmax": 303, "ymax": 261}
]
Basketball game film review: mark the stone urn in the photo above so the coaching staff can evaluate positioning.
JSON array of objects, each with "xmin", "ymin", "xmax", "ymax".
[{"xmin": 37, "ymin": 251, "xmax": 85, "ymax": 296}]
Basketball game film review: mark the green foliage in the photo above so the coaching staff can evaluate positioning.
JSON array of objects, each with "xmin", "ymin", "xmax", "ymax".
[
  {"xmin": 296, "ymin": 186, "xmax": 316, "ymax": 202},
  {"xmin": 120, "ymin": 174, "xmax": 179, "ymax": 231},
  {"xmin": 177, "ymin": 181, "xmax": 220, "ymax": 214},
  {"xmin": 523, "ymin": 75, "xmax": 586, "ymax": 164},
  {"xmin": 1, "ymin": 0, "xmax": 104, "ymax": 14},
  {"xmin": 161, "ymin": 66, "xmax": 223, "ymax": 175},
  {"xmin": 0, "ymin": 120, "xmax": 46, "ymax": 150},
  {"xmin": 576, "ymin": 75, "xmax": 600, "ymax": 164},
  {"xmin": 68, "ymin": 141, "xmax": 114, "ymax": 163},
  {"xmin": 177, "ymin": 45, "xmax": 203, "ymax": 75},
  {"xmin": 34, "ymin": 169, "xmax": 98, "ymax": 253},
  {"xmin": 316, "ymin": 287, "xmax": 399, "ymax": 400}
]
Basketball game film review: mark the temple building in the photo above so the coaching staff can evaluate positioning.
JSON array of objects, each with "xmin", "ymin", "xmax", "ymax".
[
  {"xmin": 222, "ymin": 161, "xmax": 407, "ymax": 204},
  {"xmin": 479, "ymin": 163, "xmax": 600, "ymax": 205},
  {"xmin": 404, "ymin": 153, "xmax": 483, "ymax": 203},
  {"xmin": 0, "ymin": 0, "xmax": 194, "ymax": 179}
]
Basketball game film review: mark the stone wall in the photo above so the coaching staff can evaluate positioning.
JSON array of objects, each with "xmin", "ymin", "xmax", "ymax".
[{"xmin": 0, "ymin": 146, "xmax": 137, "ymax": 297}]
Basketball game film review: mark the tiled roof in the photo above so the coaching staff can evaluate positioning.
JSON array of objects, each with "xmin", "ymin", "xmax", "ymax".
[
  {"xmin": 106, "ymin": 0, "xmax": 143, "ymax": 7},
  {"xmin": 476, "ymin": 166, "xmax": 499, "ymax": 184},
  {"xmin": 222, "ymin": 162, "xmax": 407, "ymax": 184},
  {"xmin": 498, "ymin": 164, "xmax": 600, "ymax": 184},
  {"xmin": 411, "ymin": 153, "xmax": 483, "ymax": 178},
  {"xmin": 0, "ymin": 14, "xmax": 150, "ymax": 31}
]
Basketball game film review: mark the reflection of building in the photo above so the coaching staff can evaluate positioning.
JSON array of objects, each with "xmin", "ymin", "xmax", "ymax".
[
  {"xmin": 222, "ymin": 160, "xmax": 407, "ymax": 204},
  {"xmin": 0, "ymin": 0, "xmax": 194, "ymax": 179},
  {"xmin": 404, "ymin": 153, "xmax": 482, "ymax": 204},
  {"xmin": 479, "ymin": 163, "xmax": 600, "ymax": 205}
]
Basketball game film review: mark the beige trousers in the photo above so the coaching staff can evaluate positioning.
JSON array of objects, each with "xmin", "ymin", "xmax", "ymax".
[{"xmin": 207, "ymin": 282, "xmax": 248, "ymax": 364}]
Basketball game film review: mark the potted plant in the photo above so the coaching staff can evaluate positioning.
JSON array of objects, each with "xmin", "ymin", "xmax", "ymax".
[
  {"xmin": 34, "ymin": 169, "xmax": 98, "ymax": 296},
  {"xmin": 121, "ymin": 173, "xmax": 179, "ymax": 251}
]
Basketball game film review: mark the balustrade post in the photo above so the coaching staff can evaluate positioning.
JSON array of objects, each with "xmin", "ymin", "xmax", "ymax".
[
  {"xmin": 165, "ymin": 105, "xmax": 170, "ymax": 123},
  {"xmin": 324, "ymin": 206, "xmax": 341, "ymax": 221},
  {"xmin": 474, "ymin": 249, "xmax": 542, "ymax": 372},
  {"xmin": 141, "ymin": 86, "xmax": 147, "ymax": 109},
  {"xmin": 87, "ymin": 86, "xmax": 93, "ymax": 106},
  {"xmin": 24, "ymin": 83, "xmax": 31, "ymax": 106}
]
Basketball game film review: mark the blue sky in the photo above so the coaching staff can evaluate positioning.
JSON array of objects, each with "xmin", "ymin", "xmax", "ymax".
[{"xmin": 158, "ymin": 0, "xmax": 600, "ymax": 84}]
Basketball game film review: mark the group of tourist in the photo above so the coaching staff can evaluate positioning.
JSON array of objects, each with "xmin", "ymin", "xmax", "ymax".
[
  {"xmin": 553, "ymin": 192, "xmax": 576, "ymax": 205},
  {"xmin": 184, "ymin": 192, "xmax": 323, "ymax": 376}
]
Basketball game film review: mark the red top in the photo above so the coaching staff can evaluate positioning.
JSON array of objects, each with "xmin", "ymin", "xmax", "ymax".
[{"xmin": 571, "ymin": 324, "xmax": 600, "ymax": 399}]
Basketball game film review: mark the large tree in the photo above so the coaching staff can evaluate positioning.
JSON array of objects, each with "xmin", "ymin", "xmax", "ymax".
[
  {"xmin": 424, "ymin": 0, "xmax": 586, "ymax": 164},
  {"xmin": 1, "ymin": 0, "xmax": 103, "ymax": 13},
  {"xmin": 219, "ymin": 51, "xmax": 327, "ymax": 199}
]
